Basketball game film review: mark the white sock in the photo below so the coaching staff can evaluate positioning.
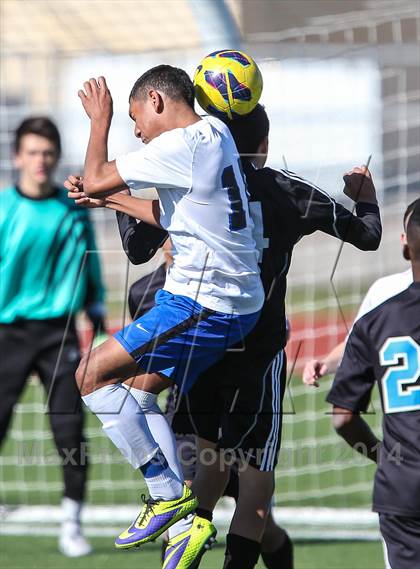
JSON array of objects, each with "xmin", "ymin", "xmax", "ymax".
[
  {"xmin": 61, "ymin": 497, "xmax": 82, "ymax": 525},
  {"xmin": 82, "ymin": 384, "xmax": 159, "ymax": 469},
  {"xmin": 124, "ymin": 386, "xmax": 184, "ymax": 481},
  {"xmin": 168, "ymin": 513, "xmax": 195, "ymax": 539},
  {"xmin": 124, "ymin": 386, "xmax": 184, "ymax": 501},
  {"xmin": 140, "ymin": 448, "xmax": 183, "ymax": 500}
]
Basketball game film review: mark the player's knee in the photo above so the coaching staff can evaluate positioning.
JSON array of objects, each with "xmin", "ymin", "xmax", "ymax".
[
  {"xmin": 75, "ymin": 357, "xmax": 86, "ymax": 393},
  {"xmin": 239, "ymin": 467, "xmax": 274, "ymax": 508},
  {"xmin": 75, "ymin": 355, "xmax": 97, "ymax": 396}
]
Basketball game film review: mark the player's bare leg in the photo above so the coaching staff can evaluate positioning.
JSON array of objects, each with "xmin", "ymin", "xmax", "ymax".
[
  {"xmin": 191, "ymin": 443, "xmax": 273, "ymax": 537},
  {"xmin": 217, "ymin": 464, "xmax": 273, "ymax": 569},
  {"xmin": 188, "ymin": 442, "xmax": 268, "ymax": 569},
  {"xmin": 261, "ymin": 511, "xmax": 294, "ymax": 569},
  {"xmin": 75, "ymin": 337, "xmax": 197, "ymax": 549},
  {"xmin": 192, "ymin": 438, "xmax": 231, "ymax": 511},
  {"xmin": 191, "ymin": 442, "xmax": 281, "ymax": 569},
  {"xmin": 76, "ymin": 336, "xmax": 139, "ymax": 395},
  {"xmin": 261, "ymin": 511, "xmax": 282, "ymax": 551},
  {"xmin": 230, "ymin": 465, "xmax": 274, "ymax": 542}
]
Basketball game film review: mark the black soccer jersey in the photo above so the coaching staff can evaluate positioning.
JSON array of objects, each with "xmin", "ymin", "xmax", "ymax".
[
  {"xmin": 117, "ymin": 165, "xmax": 381, "ymax": 350},
  {"xmin": 327, "ymin": 282, "xmax": 420, "ymax": 517},
  {"xmin": 239, "ymin": 164, "xmax": 381, "ymax": 348},
  {"xmin": 116, "ymin": 210, "xmax": 168, "ymax": 265}
]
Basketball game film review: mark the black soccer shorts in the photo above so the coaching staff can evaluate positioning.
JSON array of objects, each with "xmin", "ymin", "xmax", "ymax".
[
  {"xmin": 167, "ymin": 347, "xmax": 286, "ymax": 472},
  {"xmin": 379, "ymin": 513, "xmax": 420, "ymax": 569}
]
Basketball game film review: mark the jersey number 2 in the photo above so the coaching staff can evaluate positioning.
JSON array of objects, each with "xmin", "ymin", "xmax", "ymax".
[
  {"xmin": 380, "ymin": 336, "xmax": 420, "ymax": 413},
  {"xmin": 222, "ymin": 164, "xmax": 246, "ymax": 231}
]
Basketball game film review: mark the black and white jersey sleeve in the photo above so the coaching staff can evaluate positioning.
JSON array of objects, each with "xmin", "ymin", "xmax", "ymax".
[
  {"xmin": 115, "ymin": 211, "xmax": 168, "ymax": 265},
  {"xmin": 243, "ymin": 164, "xmax": 382, "ymax": 351},
  {"xmin": 273, "ymin": 169, "xmax": 382, "ymax": 250}
]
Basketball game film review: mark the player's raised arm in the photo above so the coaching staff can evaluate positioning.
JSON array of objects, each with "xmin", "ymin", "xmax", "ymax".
[
  {"xmin": 283, "ymin": 166, "xmax": 382, "ymax": 250},
  {"xmin": 334, "ymin": 166, "xmax": 382, "ymax": 249},
  {"xmin": 78, "ymin": 77, "xmax": 127, "ymax": 196},
  {"xmin": 64, "ymin": 175, "xmax": 168, "ymax": 265},
  {"xmin": 65, "ymin": 175, "xmax": 162, "ymax": 229}
]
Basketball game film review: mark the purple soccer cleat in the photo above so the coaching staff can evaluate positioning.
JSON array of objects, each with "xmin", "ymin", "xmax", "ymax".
[{"xmin": 115, "ymin": 485, "xmax": 198, "ymax": 549}]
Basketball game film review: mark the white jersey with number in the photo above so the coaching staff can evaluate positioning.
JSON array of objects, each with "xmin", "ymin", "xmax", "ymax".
[
  {"xmin": 354, "ymin": 268, "xmax": 413, "ymax": 322},
  {"xmin": 116, "ymin": 115, "xmax": 264, "ymax": 315}
]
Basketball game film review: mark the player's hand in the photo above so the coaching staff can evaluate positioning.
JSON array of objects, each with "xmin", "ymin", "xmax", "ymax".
[
  {"xmin": 64, "ymin": 174, "xmax": 84, "ymax": 192},
  {"xmin": 343, "ymin": 165, "xmax": 377, "ymax": 205},
  {"xmin": 65, "ymin": 175, "xmax": 106, "ymax": 208},
  {"xmin": 302, "ymin": 359, "xmax": 329, "ymax": 388},
  {"xmin": 70, "ymin": 192, "xmax": 106, "ymax": 208},
  {"xmin": 78, "ymin": 76, "xmax": 113, "ymax": 125},
  {"xmin": 64, "ymin": 174, "xmax": 84, "ymax": 200}
]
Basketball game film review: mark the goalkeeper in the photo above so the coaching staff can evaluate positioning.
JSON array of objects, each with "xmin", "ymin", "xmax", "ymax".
[{"xmin": 0, "ymin": 117, "xmax": 106, "ymax": 557}]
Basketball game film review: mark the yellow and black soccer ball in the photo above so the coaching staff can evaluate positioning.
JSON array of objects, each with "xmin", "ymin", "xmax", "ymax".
[{"xmin": 193, "ymin": 49, "xmax": 263, "ymax": 120}]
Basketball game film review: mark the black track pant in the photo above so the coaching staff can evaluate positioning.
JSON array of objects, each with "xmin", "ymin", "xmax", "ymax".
[{"xmin": 0, "ymin": 318, "xmax": 87, "ymax": 501}]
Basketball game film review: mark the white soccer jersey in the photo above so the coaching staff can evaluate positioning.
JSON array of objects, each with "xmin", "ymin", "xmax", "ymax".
[
  {"xmin": 116, "ymin": 116, "xmax": 264, "ymax": 315},
  {"xmin": 354, "ymin": 268, "xmax": 413, "ymax": 322}
]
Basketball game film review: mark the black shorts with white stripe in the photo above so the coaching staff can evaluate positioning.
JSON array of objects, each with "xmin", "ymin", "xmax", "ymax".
[{"xmin": 168, "ymin": 347, "xmax": 287, "ymax": 472}]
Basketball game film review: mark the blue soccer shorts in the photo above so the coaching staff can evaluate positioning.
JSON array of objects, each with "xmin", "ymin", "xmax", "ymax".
[{"xmin": 114, "ymin": 289, "xmax": 260, "ymax": 393}]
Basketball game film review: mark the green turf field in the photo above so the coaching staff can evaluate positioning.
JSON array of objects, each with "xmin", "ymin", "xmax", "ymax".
[
  {"xmin": 0, "ymin": 288, "xmax": 384, "ymax": 569},
  {"xmin": 0, "ymin": 281, "xmax": 382, "ymax": 508},
  {"xmin": 0, "ymin": 537, "xmax": 384, "ymax": 569},
  {"xmin": 0, "ymin": 376, "xmax": 381, "ymax": 508}
]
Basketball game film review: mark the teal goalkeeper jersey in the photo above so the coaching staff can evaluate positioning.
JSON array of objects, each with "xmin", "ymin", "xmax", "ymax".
[{"xmin": 0, "ymin": 186, "xmax": 105, "ymax": 323}]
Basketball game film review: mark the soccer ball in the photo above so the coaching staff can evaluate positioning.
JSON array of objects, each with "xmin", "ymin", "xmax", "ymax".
[{"xmin": 193, "ymin": 50, "xmax": 263, "ymax": 120}]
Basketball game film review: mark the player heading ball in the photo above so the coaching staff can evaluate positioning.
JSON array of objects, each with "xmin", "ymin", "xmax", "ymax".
[{"xmin": 65, "ymin": 65, "xmax": 264, "ymax": 550}]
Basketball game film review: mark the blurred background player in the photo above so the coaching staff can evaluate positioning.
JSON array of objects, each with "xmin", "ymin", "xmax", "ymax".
[
  {"xmin": 100, "ymin": 103, "xmax": 382, "ymax": 569},
  {"xmin": 326, "ymin": 199, "xmax": 420, "ymax": 569},
  {"xmin": 302, "ymin": 198, "xmax": 419, "ymax": 388},
  {"xmin": 0, "ymin": 117, "xmax": 106, "ymax": 556}
]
